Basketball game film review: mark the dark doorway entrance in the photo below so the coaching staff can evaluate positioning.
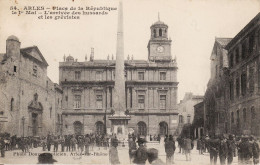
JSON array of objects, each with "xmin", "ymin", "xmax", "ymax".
[
  {"xmin": 159, "ymin": 122, "xmax": 168, "ymax": 135},
  {"xmin": 74, "ymin": 121, "xmax": 83, "ymax": 135},
  {"xmin": 32, "ymin": 113, "xmax": 38, "ymax": 136}
]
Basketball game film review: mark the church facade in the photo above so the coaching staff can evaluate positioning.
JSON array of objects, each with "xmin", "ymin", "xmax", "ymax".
[
  {"xmin": 0, "ymin": 36, "xmax": 63, "ymax": 137},
  {"xmin": 60, "ymin": 19, "xmax": 179, "ymax": 136}
]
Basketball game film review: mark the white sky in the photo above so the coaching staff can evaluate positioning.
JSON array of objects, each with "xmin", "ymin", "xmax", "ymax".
[{"xmin": 0, "ymin": 0, "xmax": 259, "ymax": 102}]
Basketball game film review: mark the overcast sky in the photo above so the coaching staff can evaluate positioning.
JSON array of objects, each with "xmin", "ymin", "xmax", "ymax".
[{"xmin": 0, "ymin": 0, "xmax": 259, "ymax": 102}]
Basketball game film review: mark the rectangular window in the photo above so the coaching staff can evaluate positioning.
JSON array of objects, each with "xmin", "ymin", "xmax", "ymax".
[
  {"xmin": 258, "ymin": 64, "xmax": 260, "ymax": 91},
  {"xmin": 242, "ymin": 42, "xmax": 247, "ymax": 59},
  {"xmin": 160, "ymin": 72, "xmax": 166, "ymax": 80},
  {"xmin": 179, "ymin": 115, "xmax": 183, "ymax": 124},
  {"xmin": 215, "ymin": 65, "xmax": 218, "ymax": 77},
  {"xmin": 235, "ymin": 49, "xmax": 240, "ymax": 64},
  {"xmin": 230, "ymin": 80, "xmax": 234, "ymax": 100},
  {"xmin": 231, "ymin": 112, "xmax": 234, "ymax": 123},
  {"xmin": 159, "ymin": 95, "xmax": 166, "ymax": 110},
  {"xmin": 65, "ymin": 96, "xmax": 68, "ymax": 101},
  {"xmin": 236, "ymin": 77, "xmax": 240, "ymax": 98},
  {"xmin": 249, "ymin": 66, "xmax": 254, "ymax": 93},
  {"xmin": 96, "ymin": 95, "xmax": 103, "ymax": 109},
  {"xmin": 248, "ymin": 33, "xmax": 255, "ymax": 55},
  {"xmin": 74, "ymin": 95, "xmax": 81, "ymax": 109},
  {"xmin": 96, "ymin": 71, "xmax": 102, "ymax": 81},
  {"xmin": 241, "ymin": 72, "xmax": 247, "ymax": 96},
  {"xmin": 237, "ymin": 110, "xmax": 240, "ymax": 128},
  {"xmin": 33, "ymin": 65, "xmax": 37, "ymax": 77},
  {"xmin": 230, "ymin": 54, "xmax": 233, "ymax": 68},
  {"xmin": 138, "ymin": 95, "xmax": 145, "ymax": 109},
  {"xmin": 14, "ymin": 66, "xmax": 16, "ymax": 72},
  {"xmin": 50, "ymin": 107, "xmax": 52, "ymax": 118},
  {"xmin": 138, "ymin": 72, "xmax": 144, "ymax": 80},
  {"xmin": 75, "ymin": 71, "xmax": 81, "ymax": 80}
]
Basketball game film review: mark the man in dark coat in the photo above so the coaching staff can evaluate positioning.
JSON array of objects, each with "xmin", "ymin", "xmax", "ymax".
[
  {"xmin": 165, "ymin": 135, "xmax": 175, "ymax": 165},
  {"xmin": 219, "ymin": 135, "xmax": 228, "ymax": 165},
  {"xmin": 226, "ymin": 134, "xmax": 236, "ymax": 165},
  {"xmin": 238, "ymin": 135, "xmax": 253, "ymax": 164},
  {"xmin": 46, "ymin": 134, "xmax": 52, "ymax": 152},
  {"xmin": 208, "ymin": 135, "xmax": 219, "ymax": 165},
  {"xmin": 128, "ymin": 136, "xmax": 137, "ymax": 163},
  {"xmin": 133, "ymin": 138, "xmax": 148, "ymax": 165},
  {"xmin": 250, "ymin": 136, "xmax": 259, "ymax": 165},
  {"xmin": 0, "ymin": 136, "xmax": 5, "ymax": 157}
]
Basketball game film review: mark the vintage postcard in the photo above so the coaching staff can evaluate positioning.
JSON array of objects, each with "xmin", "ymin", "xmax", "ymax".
[{"xmin": 0, "ymin": 0, "xmax": 259, "ymax": 164}]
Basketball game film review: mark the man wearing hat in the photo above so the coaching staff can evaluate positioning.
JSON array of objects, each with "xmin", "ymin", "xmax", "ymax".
[
  {"xmin": 219, "ymin": 135, "xmax": 228, "ymax": 165},
  {"xmin": 38, "ymin": 153, "xmax": 57, "ymax": 164},
  {"xmin": 128, "ymin": 136, "xmax": 137, "ymax": 163},
  {"xmin": 133, "ymin": 137, "xmax": 148, "ymax": 165},
  {"xmin": 147, "ymin": 148, "xmax": 166, "ymax": 165},
  {"xmin": 227, "ymin": 134, "xmax": 236, "ymax": 165}
]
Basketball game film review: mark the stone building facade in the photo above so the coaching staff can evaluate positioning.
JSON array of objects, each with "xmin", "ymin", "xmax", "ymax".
[
  {"xmin": 225, "ymin": 13, "xmax": 260, "ymax": 136},
  {"xmin": 59, "ymin": 19, "xmax": 179, "ymax": 136},
  {"xmin": 176, "ymin": 92, "xmax": 203, "ymax": 135},
  {"xmin": 204, "ymin": 12, "xmax": 260, "ymax": 137},
  {"xmin": 204, "ymin": 38, "xmax": 232, "ymax": 136},
  {"xmin": 0, "ymin": 36, "xmax": 62, "ymax": 137}
]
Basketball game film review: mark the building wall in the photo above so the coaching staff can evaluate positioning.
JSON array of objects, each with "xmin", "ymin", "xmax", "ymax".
[
  {"xmin": 0, "ymin": 36, "xmax": 62, "ymax": 136},
  {"xmin": 227, "ymin": 16, "xmax": 260, "ymax": 136}
]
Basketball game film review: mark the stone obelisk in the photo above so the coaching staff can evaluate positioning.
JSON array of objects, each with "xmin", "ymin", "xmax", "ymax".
[
  {"xmin": 109, "ymin": 0, "xmax": 130, "ymax": 138},
  {"xmin": 114, "ymin": 0, "xmax": 125, "ymax": 116}
]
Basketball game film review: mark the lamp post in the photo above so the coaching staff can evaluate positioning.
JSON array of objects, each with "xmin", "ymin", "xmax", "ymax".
[{"xmin": 21, "ymin": 116, "xmax": 25, "ymax": 137}]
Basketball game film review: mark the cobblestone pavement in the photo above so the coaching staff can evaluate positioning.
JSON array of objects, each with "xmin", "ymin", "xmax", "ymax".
[{"xmin": 1, "ymin": 142, "xmax": 239, "ymax": 164}]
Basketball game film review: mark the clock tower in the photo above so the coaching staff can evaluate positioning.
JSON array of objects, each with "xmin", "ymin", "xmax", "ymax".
[{"xmin": 147, "ymin": 16, "xmax": 172, "ymax": 62}]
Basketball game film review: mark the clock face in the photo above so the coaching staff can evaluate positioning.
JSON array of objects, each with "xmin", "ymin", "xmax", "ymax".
[{"xmin": 157, "ymin": 46, "xmax": 164, "ymax": 53}]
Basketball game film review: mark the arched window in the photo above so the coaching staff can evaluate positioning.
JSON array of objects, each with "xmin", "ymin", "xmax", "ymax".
[
  {"xmin": 243, "ymin": 108, "xmax": 246, "ymax": 122},
  {"xmin": 11, "ymin": 98, "xmax": 14, "ymax": 111},
  {"xmin": 251, "ymin": 107, "xmax": 255, "ymax": 119},
  {"xmin": 137, "ymin": 121, "xmax": 147, "ymax": 136},
  {"xmin": 153, "ymin": 29, "xmax": 156, "ymax": 38},
  {"xmin": 159, "ymin": 29, "xmax": 162, "ymax": 37}
]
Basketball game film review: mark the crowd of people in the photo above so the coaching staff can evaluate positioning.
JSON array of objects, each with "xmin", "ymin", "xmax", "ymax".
[{"xmin": 0, "ymin": 132, "xmax": 259, "ymax": 165}]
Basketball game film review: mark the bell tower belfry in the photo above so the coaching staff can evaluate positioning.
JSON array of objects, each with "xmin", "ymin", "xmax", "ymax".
[{"xmin": 148, "ymin": 14, "xmax": 172, "ymax": 62}]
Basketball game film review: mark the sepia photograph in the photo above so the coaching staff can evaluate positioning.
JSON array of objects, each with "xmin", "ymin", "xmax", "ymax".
[{"xmin": 0, "ymin": 0, "xmax": 260, "ymax": 164}]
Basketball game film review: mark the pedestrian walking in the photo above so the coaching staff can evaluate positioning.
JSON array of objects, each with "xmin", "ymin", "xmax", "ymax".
[
  {"xmin": 227, "ymin": 134, "xmax": 236, "ymax": 165},
  {"xmin": 208, "ymin": 136, "xmax": 219, "ymax": 165},
  {"xmin": 47, "ymin": 134, "xmax": 52, "ymax": 151},
  {"xmin": 84, "ymin": 134, "xmax": 91, "ymax": 155},
  {"xmin": 238, "ymin": 135, "xmax": 253, "ymax": 165},
  {"xmin": 165, "ymin": 135, "xmax": 175, "ymax": 165},
  {"xmin": 128, "ymin": 136, "xmax": 137, "ymax": 163},
  {"xmin": 219, "ymin": 135, "xmax": 228, "ymax": 165},
  {"xmin": 133, "ymin": 137, "xmax": 148, "ymax": 165},
  {"xmin": 53, "ymin": 136, "xmax": 59, "ymax": 152},
  {"xmin": 109, "ymin": 137, "xmax": 120, "ymax": 165},
  {"xmin": 0, "ymin": 136, "xmax": 5, "ymax": 157},
  {"xmin": 251, "ymin": 136, "xmax": 259, "ymax": 165},
  {"xmin": 183, "ymin": 136, "xmax": 192, "ymax": 161}
]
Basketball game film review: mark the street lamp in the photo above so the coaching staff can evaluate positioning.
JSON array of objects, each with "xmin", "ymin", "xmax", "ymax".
[{"xmin": 21, "ymin": 116, "xmax": 25, "ymax": 137}]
